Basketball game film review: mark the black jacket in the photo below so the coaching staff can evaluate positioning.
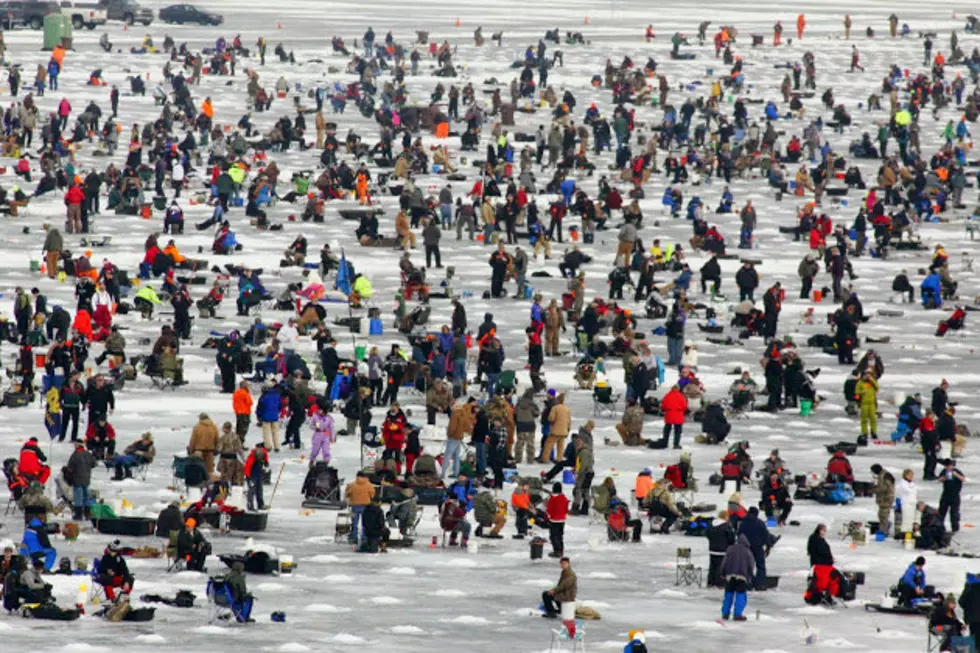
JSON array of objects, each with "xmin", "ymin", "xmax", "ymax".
[
  {"xmin": 807, "ymin": 532, "xmax": 834, "ymax": 566},
  {"xmin": 362, "ymin": 504, "xmax": 386, "ymax": 538},
  {"xmin": 156, "ymin": 505, "xmax": 183, "ymax": 537},
  {"xmin": 707, "ymin": 520, "xmax": 735, "ymax": 555}
]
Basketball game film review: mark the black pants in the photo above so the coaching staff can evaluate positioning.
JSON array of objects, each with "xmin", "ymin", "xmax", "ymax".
[
  {"xmin": 701, "ymin": 277, "xmax": 720, "ymax": 294},
  {"xmin": 923, "ymin": 450, "xmax": 938, "ymax": 479},
  {"xmin": 649, "ymin": 503, "xmax": 677, "ymax": 533},
  {"xmin": 426, "ymin": 406, "xmax": 437, "ymax": 425},
  {"xmin": 764, "ymin": 502, "xmax": 792, "ymax": 524},
  {"xmin": 218, "ymin": 361, "xmax": 236, "ymax": 393},
  {"xmin": 425, "ymin": 245, "xmax": 441, "ymax": 268},
  {"xmin": 542, "ymin": 591, "xmax": 562, "ymax": 616},
  {"xmin": 61, "ymin": 407, "xmax": 80, "ymax": 441},
  {"xmin": 661, "ymin": 423, "xmax": 682, "ymax": 448},
  {"xmin": 939, "ymin": 495, "xmax": 961, "ymax": 532},
  {"xmin": 800, "ymin": 276, "xmax": 813, "ymax": 299},
  {"xmin": 549, "ymin": 522, "xmax": 564, "ymax": 555},
  {"xmin": 247, "ymin": 477, "xmax": 264, "ymax": 510},
  {"xmin": 720, "ymin": 476, "xmax": 742, "ymax": 493},
  {"xmin": 285, "ymin": 412, "xmax": 305, "ymax": 448},
  {"xmin": 382, "ymin": 379, "xmax": 399, "ymax": 406},
  {"xmin": 516, "ymin": 508, "xmax": 531, "ymax": 535},
  {"xmin": 370, "ymin": 378, "xmax": 384, "ymax": 405},
  {"xmin": 708, "ymin": 554, "xmax": 725, "ymax": 587},
  {"xmin": 236, "ymin": 414, "xmax": 250, "ymax": 440}
]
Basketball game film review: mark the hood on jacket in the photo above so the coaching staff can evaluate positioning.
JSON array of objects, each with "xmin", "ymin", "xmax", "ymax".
[
  {"xmin": 737, "ymin": 533, "xmax": 751, "ymax": 547},
  {"xmin": 483, "ymin": 312, "xmax": 493, "ymax": 322}
]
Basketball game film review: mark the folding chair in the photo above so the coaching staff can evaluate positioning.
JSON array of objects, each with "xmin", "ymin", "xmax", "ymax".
[
  {"xmin": 588, "ymin": 487, "xmax": 610, "ymax": 525},
  {"xmin": 549, "ymin": 619, "xmax": 586, "ymax": 652},
  {"xmin": 675, "ymin": 547, "xmax": 703, "ymax": 587},
  {"xmin": 165, "ymin": 530, "xmax": 186, "ymax": 572},
  {"xmin": 87, "ymin": 558, "xmax": 109, "ymax": 604},
  {"xmin": 207, "ymin": 578, "xmax": 248, "ymax": 624},
  {"xmin": 334, "ymin": 512, "xmax": 352, "ymax": 543},
  {"xmin": 592, "ymin": 386, "xmax": 620, "ymax": 418}
]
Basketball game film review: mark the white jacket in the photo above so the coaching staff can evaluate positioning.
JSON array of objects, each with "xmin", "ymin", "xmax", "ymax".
[
  {"xmin": 277, "ymin": 324, "xmax": 299, "ymax": 351},
  {"xmin": 895, "ymin": 478, "xmax": 917, "ymax": 511},
  {"xmin": 93, "ymin": 290, "xmax": 113, "ymax": 309}
]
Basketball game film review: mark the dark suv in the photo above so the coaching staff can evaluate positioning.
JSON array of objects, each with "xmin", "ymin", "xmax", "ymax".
[{"xmin": 0, "ymin": 0, "xmax": 62, "ymax": 29}]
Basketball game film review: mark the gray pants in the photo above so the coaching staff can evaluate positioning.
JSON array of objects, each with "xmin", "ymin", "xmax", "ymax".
[
  {"xmin": 515, "ymin": 431, "xmax": 535, "ymax": 464},
  {"xmin": 456, "ymin": 217, "xmax": 475, "ymax": 240}
]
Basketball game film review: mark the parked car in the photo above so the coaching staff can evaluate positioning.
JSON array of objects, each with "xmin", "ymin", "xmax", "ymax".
[
  {"xmin": 0, "ymin": 0, "xmax": 62, "ymax": 30},
  {"xmin": 158, "ymin": 3, "xmax": 221, "ymax": 25},
  {"xmin": 98, "ymin": 0, "xmax": 152, "ymax": 26},
  {"xmin": 60, "ymin": 1, "xmax": 107, "ymax": 29}
]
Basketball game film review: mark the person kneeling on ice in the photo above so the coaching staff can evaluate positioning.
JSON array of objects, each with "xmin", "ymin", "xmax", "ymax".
[
  {"xmin": 439, "ymin": 497, "xmax": 471, "ymax": 548},
  {"xmin": 542, "ymin": 556, "xmax": 577, "ymax": 619},
  {"xmin": 897, "ymin": 556, "xmax": 931, "ymax": 607},
  {"xmin": 643, "ymin": 478, "xmax": 683, "ymax": 534},
  {"xmin": 97, "ymin": 541, "xmax": 134, "ymax": 601},
  {"xmin": 360, "ymin": 497, "xmax": 390, "ymax": 553},
  {"xmin": 721, "ymin": 534, "xmax": 754, "ymax": 621}
]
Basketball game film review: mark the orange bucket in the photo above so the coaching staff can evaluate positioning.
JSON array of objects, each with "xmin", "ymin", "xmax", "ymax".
[
  {"xmin": 35, "ymin": 353, "xmax": 46, "ymax": 368},
  {"xmin": 570, "ymin": 229, "xmax": 579, "ymax": 242},
  {"xmin": 435, "ymin": 122, "xmax": 449, "ymax": 138},
  {"xmin": 812, "ymin": 289, "xmax": 823, "ymax": 302}
]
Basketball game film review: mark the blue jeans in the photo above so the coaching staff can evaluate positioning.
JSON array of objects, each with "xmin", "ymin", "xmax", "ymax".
[
  {"xmin": 452, "ymin": 358, "xmax": 466, "ymax": 383},
  {"xmin": 73, "ymin": 485, "xmax": 90, "ymax": 511},
  {"xmin": 444, "ymin": 439, "xmax": 462, "ymax": 478},
  {"xmin": 486, "ymin": 372, "xmax": 499, "ymax": 398},
  {"xmin": 349, "ymin": 505, "xmax": 365, "ymax": 543},
  {"xmin": 474, "ymin": 441, "xmax": 486, "ymax": 475},
  {"xmin": 740, "ymin": 228, "xmax": 753, "ymax": 247},
  {"xmin": 722, "ymin": 578, "xmax": 748, "ymax": 618},
  {"xmin": 667, "ymin": 336, "xmax": 684, "ymax": 366},
  {"xmin": 440, "ymin": 204, "xmax": 453, "ymax": 229}
]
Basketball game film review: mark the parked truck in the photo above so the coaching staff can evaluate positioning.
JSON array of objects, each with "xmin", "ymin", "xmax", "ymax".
[
  {"xmin": 98, "ymin": 0, "xmax": 152, "ymax": 25},
  {"xmin": 60, "ymin": 1, "xmax": 107, "ymax": 29}
]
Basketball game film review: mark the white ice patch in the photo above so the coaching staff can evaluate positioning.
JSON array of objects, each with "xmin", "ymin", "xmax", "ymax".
[{"xmin": 391, "ymin": 625, "xmax": 427, "ymax": 635}]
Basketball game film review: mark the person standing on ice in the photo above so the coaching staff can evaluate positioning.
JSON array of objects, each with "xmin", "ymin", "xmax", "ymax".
[
  {"xmin": 720, "ymin": 534, "xmax": 754, "ymax": 621},
  {"xmin": 773, "ymin": 21, "xmax": 782, "ymax": 46},
  {"xmin": 796, "ymin": 14, "xmax": 806, "ymax": 40},
  {"xmin": 849, "ymin": 46, "xmax": 864, "ymax": 72}
]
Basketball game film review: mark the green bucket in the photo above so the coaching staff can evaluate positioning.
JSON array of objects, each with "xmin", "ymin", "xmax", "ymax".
[
  {"xmin": 355, "ymin": 345, "xmax": 367, "ymax": 361},
  {"xmin": 30, "ymin": 260, "xmax": 40, "ymax": 272},
  {"xmin": 800, "ymin": 400, "xmax": 813, "ymax": 417}
]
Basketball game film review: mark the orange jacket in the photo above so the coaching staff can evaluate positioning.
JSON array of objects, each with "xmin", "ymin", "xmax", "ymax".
[
  {"xmin": 202, "ymin": 100, "xmax": 214, "ymax": 119},
  {"xmin": 233, "ymin": 388, "xmax": 253, "ymax": 415},
  {"xmin": 511, "ymin": 489, "xmax": 532, "ymax": 511},
  {"xmin": 163, "ymin": 244, "xmax": 186, "ymax": 264},
  {"xmin": 797, "ymin": 14, "xmax": 806, "ymax": 30}
]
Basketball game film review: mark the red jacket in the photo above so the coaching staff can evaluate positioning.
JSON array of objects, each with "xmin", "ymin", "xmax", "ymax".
[
  {"xmin": 244, "ymin": 448, "xmax": 268, "ymax": 478},
  {"xmin": 826, "ymin": 453, "xmax": 853, "ymax": 482},
  {"xmin": 661, "ymin": 388, "xmax": 688, "ymax": 425},
  {"xmin": 546, "ymin": 493, "xmax": 569, "ymax": 523},
  {"xmin": 65, "ymin": 186, "xmax": 85, "ymax": 205},
  {"xmin": 143, "ymin": 245, "xmax": 162, "ymax": 265},
  {"xmin": 382, "ymin": 416, "xmax": 407, "ymax": 451},
  {"xmin": 86, "ymin": 422, "xmax": 116, "ymax": 442},
  {"xmin": 808, "ymin": 228, "xmax": 824, "ymax": 250},
  {"xmin": 18, "ymin": 443, "xmax": 46, "ymax": 477}
]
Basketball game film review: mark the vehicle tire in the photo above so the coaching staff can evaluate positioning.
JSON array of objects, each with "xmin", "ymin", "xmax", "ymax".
[
  {"xmin": 140, "ymin": 19, "xmax": 152, "ymax": 26},
  {"xmin": 85, "ymin": 23, "xmax": 96, "ymax": 30},
  {"xmin": 124, "ymin": 13, "xmax": 134, "ymax": 26},
  {"xmin": 29, "ymin": 16, "xmax": 42, "ymax": 30},
  {"xmin": 72, "ymin": 16, "xmax": 83, "ymax": 30}
]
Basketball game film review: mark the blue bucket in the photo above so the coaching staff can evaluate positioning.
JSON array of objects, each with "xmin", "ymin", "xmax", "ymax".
[
  {"xmin": 562, "ymin": 470, "xmax": 576, "ymax": 484},
  {"xmin": 504, "ymin": 469, "xmax": 519, "ymax": 483},
  {"xmin": 524, "ymin": 285, "xmax": 534, "ymax": 300},
  {"xmin": 875, "ymin": 531, "xmax": 887, "ymax": 542},
  {"xmin": 766, "ymin": 518, "xmax": 778, "ymax": 528},
  {"xmin": 369, "ymin": 318, "xmax": 383, "ymax": 336}
]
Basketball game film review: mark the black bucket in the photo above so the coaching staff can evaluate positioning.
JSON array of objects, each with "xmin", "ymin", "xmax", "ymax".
[{"xmin": 530, "ymin": 537, "xmax": 546, "ymax": 560}]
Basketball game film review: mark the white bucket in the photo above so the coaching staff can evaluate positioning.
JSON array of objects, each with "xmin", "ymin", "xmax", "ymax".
[
  {"xmin": 587, "ymin": 536, "xmax": 601, "ymax": 551},
  {"xmin": 468, "ymin": 540, "xmax": 479, "ymax": 554},
  {"xmin": 560, "ymin": 600, "xmax": 576, "ymax": 621}
]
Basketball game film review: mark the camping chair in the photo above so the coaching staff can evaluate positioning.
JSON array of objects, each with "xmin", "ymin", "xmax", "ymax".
[
  {"xmin": 207, "ymin": 578, "xmax": 249, "ymax": 623},
  {"xmin": 143, "ymin": 357, "xmax": 176, "ymax": 391},
  {"xmin": 172, "ymin": 455, "xmax": 209, "ymax": 492},
  {"xmin": 588, "ymin": 487, "xmax": 610, "ymax": 525},
  {"xmin": 166, "ymin": 530, "xmax": 186, "ymax": 572},
  {"xmin": 549, "ymin": 619, "xmax": 586, "ymax": 652},
  {"xmin": 592, "ymin": 386, "xmax": 620, "ymax": 417},
  {"xmin": 334, "ymin": 512, "xmax": 352, "ymax": 543},
  {"xmin": 87, "ymin": 558, "xmax": 109, "ymax": 604},
  {"xmin": 927, "ymin": 626, "xmax": 974, "ymax": 653},
  {"xmin": 497, "ymin": 369, "xmax": 517, "ymax": 395},
  {"xmin": 675, "ymin": 547, "xmax": 703, "ymax": 587}
]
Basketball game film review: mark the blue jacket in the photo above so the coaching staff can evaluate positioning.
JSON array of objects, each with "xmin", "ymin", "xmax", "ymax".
[
  {"xmin": 256, "ymin": 387, "xmax": 282, "ymax": 422},
  {"xmin": 673, "ymin": 269, "xmax": 692, "ymax": 291},
  {"xmin": 920, "ymin": 273, "xmax": 942, "ymax": 306},
  {"xmin": 450, "ymin": 480, "xmax": 474, "ymax": 511},
  {"xmin": 900, "ymin": 562, "xmax": 925, "ymax": 590},
  {"xmin": 737, "ymin": 512, "xmax": 769, "ymax": 551}
]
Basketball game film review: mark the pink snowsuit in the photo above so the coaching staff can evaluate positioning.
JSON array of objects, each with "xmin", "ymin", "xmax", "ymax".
[{"xmin": 309, "ymin": 412, "xmax": 335, "ymax": 463}]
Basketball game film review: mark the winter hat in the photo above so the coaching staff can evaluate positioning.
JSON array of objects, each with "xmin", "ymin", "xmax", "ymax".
[{"xmin": 547, "ymin": 388, "xmax": 557, "ymax": 397}]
